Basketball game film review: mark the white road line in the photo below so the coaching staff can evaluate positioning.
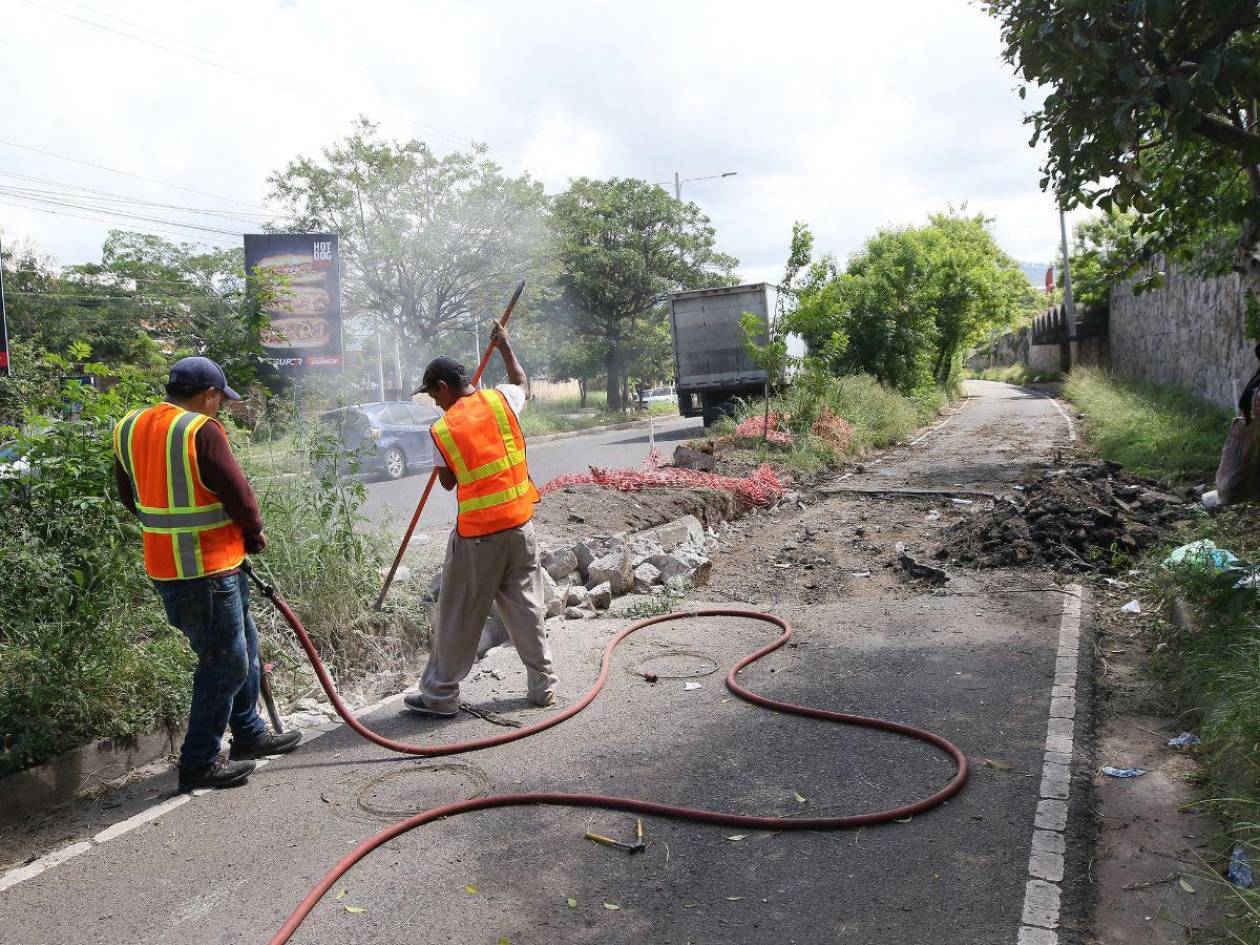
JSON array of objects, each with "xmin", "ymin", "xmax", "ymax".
[
  {"xmin": 1016, "ymin": 585, "xmax": 1083, "ymax": 944},
  {"xmin": 1021, "ymin": 386, "xmax": 1077, "ymax": 441},
  {"xmin": 0, "ymin": 692, "xmax": 406, "ymax": 895},
  {"xmin": 0, "ymin": 841, "xmax": 93, "ymax": 893},
  {"xmin": 92, "ymin": 793, "xmax": 190, "ymax": 844},
  {"xmin": 908, "ymin": 397, "xmax": 971, "ymax": 446}
]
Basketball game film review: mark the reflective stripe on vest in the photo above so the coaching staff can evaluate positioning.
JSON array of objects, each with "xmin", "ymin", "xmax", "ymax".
[
  {"xmin": 113, "ymin": 403, "xmax": 245, "ymax": 580},
  {"xmin": 430, "ymin": 389, "xmax": 539, "ymax": 537}
]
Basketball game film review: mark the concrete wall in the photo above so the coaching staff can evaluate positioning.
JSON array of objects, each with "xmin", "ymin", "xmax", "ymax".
[{"xmin": 1111, "ymin": 262, "xmax": 1256, "ymax": 411}]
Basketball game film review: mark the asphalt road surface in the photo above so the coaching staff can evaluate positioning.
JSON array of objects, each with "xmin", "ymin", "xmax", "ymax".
[
  {"xmin": 0, "ymin": 382, "xmax": 1093, "ymax": 944},
  {"xmin": 360, "ymin": 414, "xmax": 704, "ymax": 537}
]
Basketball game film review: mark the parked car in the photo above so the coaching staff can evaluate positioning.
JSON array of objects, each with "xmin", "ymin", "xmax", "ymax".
[
  {"xmin": 637, "ymin": 385, "xmax": 677, "ymax": 407},
  {"xmin": 316, "ymin": 401, "xmax": 440, "ymax": 480}
]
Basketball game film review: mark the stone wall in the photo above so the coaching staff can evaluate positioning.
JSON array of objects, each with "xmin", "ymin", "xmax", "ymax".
[
  {"xmin": 1110, "ymin": 262, "xmax": 1256, "ymax": 411},
  {"xmin": 967, "ymin": 326, "xmax": 1030, "ymax": 370}
]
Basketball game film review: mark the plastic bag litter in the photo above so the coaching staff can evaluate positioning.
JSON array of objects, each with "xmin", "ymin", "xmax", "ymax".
[
  {"xmin": 1120, "ymin": 600, "xmax": 1142, "ymax": 614},
  {"xmin": 1163, "ymin": 540, "xmax": 1239, "ymax": 571},
  {"xmin": 1215, "ymin": 387, "xmax": 1260, "ymax": 506},
  {"xmin": 683, "ymin": 681, "xmax": 703, "ymax": 691},
  {"xmin": 1229, "ymin": 844, "xmax": 1255, "ymax": 888},
  {"xmin": 1167, "ymin": 732, "xmax": 1201, "ymax": 747},
  {"xmin": 1101, "ymin": 766, "xmax": 1146, "ymax": 778}
]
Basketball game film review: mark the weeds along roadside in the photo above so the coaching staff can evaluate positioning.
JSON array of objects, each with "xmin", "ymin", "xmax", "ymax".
[
  {"xmin": 710, "ymin": 368, "xmax": 961, "ymax": 477},
  {"xmin": 0, "ymin": 357, "xmax": 422, "ymax": 779},
  {"xmin": 1063, "ymin": 367, "xmax": 1260, "ymax": 936}
]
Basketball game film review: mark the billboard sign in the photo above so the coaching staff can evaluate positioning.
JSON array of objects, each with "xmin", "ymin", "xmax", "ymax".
[{"xmin": 244, "ymin": 233, "xmax": 343, "ymax": 372}]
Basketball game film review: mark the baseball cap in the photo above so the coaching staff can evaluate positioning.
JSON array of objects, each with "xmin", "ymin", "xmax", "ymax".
[
  {"xmin": 168, "ymin": 356, "xmax": 241, "ymax": 400},
  {"xmin": 414, "ymin": 356, "xmax": 468, "ymax": 395}
]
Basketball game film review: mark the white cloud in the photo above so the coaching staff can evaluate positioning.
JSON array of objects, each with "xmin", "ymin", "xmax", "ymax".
[{"xmin": 0, "ymin": 0, "xmax": 1081, "ymax": 274}]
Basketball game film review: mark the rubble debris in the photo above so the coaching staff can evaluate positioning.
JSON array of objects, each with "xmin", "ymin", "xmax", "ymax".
[
  {"xmin": 937, "ymin": 461, "xmax": 1189, "ymax": 573},
  {"xmin": 898, "ymin": 553, "xmax": 950, "ymax": 585},
  {"xmin": 672, "ymin": 444, "xmax": 718, "ymax": 472},
  {"xmin": 587, "ymin": 550, "xmax": 634, "ymax": 594},
  {"xmin": 588, "ymin": 582, "xmax": 613, "ymax": 610},
  {"xmin": 540, "ymin": 547, "xmax": 579, "ymax": 581}
]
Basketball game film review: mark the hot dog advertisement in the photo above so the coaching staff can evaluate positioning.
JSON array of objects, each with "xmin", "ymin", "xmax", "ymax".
[{"xmin": 245, "ymin": 233, "xmax": 343, "ymax": 372}]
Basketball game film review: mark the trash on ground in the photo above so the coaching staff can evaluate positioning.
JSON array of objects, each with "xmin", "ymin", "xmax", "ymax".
[
  {"xmin": 1163, "ymin": 539, "xmax": 1239, "ymax": 571},
  {"xmin": 982, "ymin": 758, "xmax": 1013, "ymax": 771},
  {"xmin": 1102, "ymin": 766, "xmax": 1147, "ymax": 778},
  {"xmin": 344, "ymin": 905, "xmax": 365, "ymax": 914},
  {"xmin": 567, "ymin": 897, "xmax": 577, "ymax": 909},
  {"xmin": 849, "ymin": 570, "xmax": 872, "ymax": 578},
  {"xmin": 1167, "ymin": 732, "xmax": 1201, "ymax": 747},
  {"xmin": 602, "ymin": 902, "xmax": 621, "ymax": 911},
  {"xmin": 793, "ymin": 790, "xmax": 807, "ymax": 804},
  {"xmin": 683, "ymin": 681, "xmax": 703, "ymax": 691},
  {"xmin": 1229, "ymin": 844, "xmax": 1255, "ymax": 888},
  {"xmin": 951, "ymin": 498, "xmax": 974, "ymax": 506},
  {"xmin": 726, "ymin": 834, "xmax": 747, "ymax": 842},
  {"xmin": 1178, "ymin": 876, "xmax": 1196, "ymax": 894},
  {"xmin": 1120, "ymin": 600, "xmax": 1142, "ymax": 614},
  {"xmin": 465, "ymin": 884, "xmax": 479, "ymax": 894}
]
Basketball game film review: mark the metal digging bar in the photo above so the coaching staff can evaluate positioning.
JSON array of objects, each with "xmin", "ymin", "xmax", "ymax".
[{"xmin": 373, "ymin": 280, "xmax": 526, "ymax": 611}]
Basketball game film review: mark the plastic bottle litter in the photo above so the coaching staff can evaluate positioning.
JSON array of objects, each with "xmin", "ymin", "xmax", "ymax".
[
  {"xmin": 1229, "ymin": 844, "xmax": 1255, "ymax": 888},
  {"xmin": 1167, "ymin": 732, "xmax": 1201, "ymax": 747},
  {"xmin": 1120, "ymin": 600, "xmax": 1142, "ymax": 614},
  {"xmin": 1201, "ymin": 489, "xmax": 1222, "ymax": 509},
  {"xmin": 1101, "ymin": 766, "xmax": 1146, "ymax": 778}
]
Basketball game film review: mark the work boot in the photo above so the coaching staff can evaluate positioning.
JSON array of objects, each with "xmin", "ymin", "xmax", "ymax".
[
  {"xmin": 178, "ymin": 757, "xmax": 255, "ymax": 792},
  {"xmin": 403, "ymin": 693, "xmax": 458, "ymax": 718},
  {"xmin": 229, "ymin": 729, "xmax": 302, "ymax": 760}
]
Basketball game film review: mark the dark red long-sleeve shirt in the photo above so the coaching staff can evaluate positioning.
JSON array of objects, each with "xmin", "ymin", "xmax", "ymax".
[{"xmin": 115, "ymin": 417, "xmax": 265, "ymax": 554}]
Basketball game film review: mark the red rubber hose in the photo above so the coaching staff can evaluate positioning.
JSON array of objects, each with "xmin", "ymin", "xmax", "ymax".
[{"xmin": 247, "ymin": 571, "xmax": 969, "ymax": 945}]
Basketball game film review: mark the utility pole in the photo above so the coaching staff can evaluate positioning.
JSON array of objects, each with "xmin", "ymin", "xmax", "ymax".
[
  {"xmin": 1059, "ymin": 207, "xmax": 1076, "ymax": 322},
  {"xmin": 375, "ymin": 325, "xmax": 386, "ymax": 401},
  {"xmin": 0, "ymin": 232, "xmax": 9, "ymax": 377},
  {"xmin": 673, "ymin": 170, "xmax": 737, "ymax": 202},
  {"xmin": 393, "ymin": 333, "xmax": 403, "ymax": 394},
  {"xmin": 674, "ymin": 171, "xmax": 681, "ymax": 201}
]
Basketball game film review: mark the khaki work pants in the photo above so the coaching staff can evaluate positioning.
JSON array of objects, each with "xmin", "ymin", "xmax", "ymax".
[{"xmin": 420, "ymin": 519, "xmax": 556, "ymax": 713}]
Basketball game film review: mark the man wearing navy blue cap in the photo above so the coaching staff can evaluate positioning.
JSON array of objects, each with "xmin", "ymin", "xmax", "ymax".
[{"xmin": 113, "ymin": 356, "xmax": 301, "ymax": 791}]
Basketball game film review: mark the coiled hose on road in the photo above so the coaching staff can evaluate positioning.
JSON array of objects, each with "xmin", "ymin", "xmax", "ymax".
[{"xmin": 244, "ymin": 564, "xmax": 969, "ymax": 945}]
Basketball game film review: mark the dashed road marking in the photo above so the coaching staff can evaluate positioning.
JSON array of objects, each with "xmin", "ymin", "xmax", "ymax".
[{"xmin": 1016, "ymin": 586, "xmax": 1083, "ymax": 944}]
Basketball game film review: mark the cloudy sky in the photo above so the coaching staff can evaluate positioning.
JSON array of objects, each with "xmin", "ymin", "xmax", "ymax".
[{"xmin": 0, "ymin": 0, "xmax": 1074, "ymax": 281}]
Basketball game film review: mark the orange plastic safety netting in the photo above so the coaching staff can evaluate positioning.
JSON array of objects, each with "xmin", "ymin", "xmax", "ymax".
[{"xmin": 538, "ymin": 449, "xmax": 786, "ymax": 507}]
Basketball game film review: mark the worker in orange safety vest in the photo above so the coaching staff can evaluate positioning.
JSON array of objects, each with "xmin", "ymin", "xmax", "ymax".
[
  {"xmin": 113, "ymin": 357, "xmax": 301, "ymax": 790},
  {"xmin": 403, "ymin": 323, "xmax": 557, "ymax": 716}
]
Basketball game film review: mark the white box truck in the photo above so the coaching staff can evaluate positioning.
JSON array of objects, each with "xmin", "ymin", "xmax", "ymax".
[{"xmin": 669, "ymin": 282, "xmax": 779, "ymax": 426}]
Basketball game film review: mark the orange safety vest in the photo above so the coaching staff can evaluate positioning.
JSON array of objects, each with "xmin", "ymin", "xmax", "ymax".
[
  {"xmin": 430, "ymin": 389, "xmax": 539, "ymax": 537},
  {"xmin": 113, "ymin": 403, "xmax": 246, "ymax": 581}
]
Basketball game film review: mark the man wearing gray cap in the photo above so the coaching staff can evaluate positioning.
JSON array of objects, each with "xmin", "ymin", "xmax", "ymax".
[{"xmin": 113, "ymin": 356, "xmax": 300, "ymax": 791}]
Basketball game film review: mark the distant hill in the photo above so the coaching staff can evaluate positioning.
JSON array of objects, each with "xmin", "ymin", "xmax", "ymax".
[{"xmin": 1018, "ymin": 261, "xmax": 1052, "ymax": 288}]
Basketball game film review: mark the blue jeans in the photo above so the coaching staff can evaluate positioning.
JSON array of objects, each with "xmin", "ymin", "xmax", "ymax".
[{"xmin": 155, "ymin": 571, "xmax": 268, "ymax": 769}]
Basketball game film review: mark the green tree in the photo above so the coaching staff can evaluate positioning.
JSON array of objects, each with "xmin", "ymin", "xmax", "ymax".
[
  {"xmin": 267, "ymin": 119, "xmax": 554, "ymax": 391},
  {"xmin": 786, "ymin": 213, "xmax": 1028, "ymax": 392},
  {"xmin": 550, "ymin": 177, "xmax": 738, "ymax": 409},
  {"xmin": 984, "ymin": 1, "xmax": 1260, "ymax": 302},
  {"xmin": 1059, "ymin": 210, "xmax": 1142, "ymax": 314}
]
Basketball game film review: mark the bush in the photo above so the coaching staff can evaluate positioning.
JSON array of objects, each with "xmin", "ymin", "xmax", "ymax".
[
  {"xmin": 967, "ymin": 364, "xmax": 1063, "ymax": 384},
  {"xmin": 1064, "ymin": 367, "xmax": 1231, "ymax": 483}
]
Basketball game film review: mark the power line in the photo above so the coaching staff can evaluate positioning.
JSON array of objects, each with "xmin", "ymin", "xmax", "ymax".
[
  {"xmin": 0, "ymin": 198, "xmax": 239, "ymax": 248},
  {"xmin": 0, "ymin": 138, "xmax": 266, "ymax": 211},
  {"xmin": 0, "ymin": 190, "xmax": 245, "ymax": 238},
  {"xmin": 0, "ymin": 170, "xmax": 274, "ymax": 222}
]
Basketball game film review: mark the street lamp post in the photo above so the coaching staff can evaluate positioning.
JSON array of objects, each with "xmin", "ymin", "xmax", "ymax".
[{"xmin": 673, "ymin": 170, "xmax": 737, "ymax": 201}]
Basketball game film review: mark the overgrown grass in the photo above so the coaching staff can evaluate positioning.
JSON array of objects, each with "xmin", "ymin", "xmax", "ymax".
[
  {"xmin": 1064, "ymin": 366, "xmax": 1231, "ymax": 483},
  {"xmin": 967, "ymin": 364, "xmax": 1063, "ymax": 384},
  {"xmin": 721, "ymin": 369, "xmax": 956, "ymax": 476}
]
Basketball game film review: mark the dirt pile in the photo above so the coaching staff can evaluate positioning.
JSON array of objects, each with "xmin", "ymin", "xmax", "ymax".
[{"xmin": 937, "ymin": 461, "xmax": 1190, "ymax": 572}]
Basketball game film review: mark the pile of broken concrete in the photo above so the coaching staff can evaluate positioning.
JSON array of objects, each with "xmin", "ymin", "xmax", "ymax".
[
  {"xmin": 536, "ymin": 513, "xmax": 715, "ymax": 619},
  {"xmin": 936, "ymin": 461, "xmax": 1189, "ymax": 573},
  {"xmin": 422, "ymin": 515, "xmax": 718, "ymax": 657}
]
